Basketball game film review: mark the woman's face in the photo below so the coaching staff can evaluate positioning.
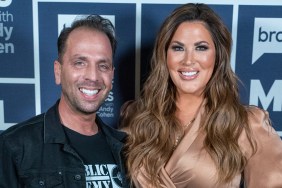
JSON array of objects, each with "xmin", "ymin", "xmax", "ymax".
[{"xmin": 167, "ymin": 21, "xmax": 216, "ymax": 97}]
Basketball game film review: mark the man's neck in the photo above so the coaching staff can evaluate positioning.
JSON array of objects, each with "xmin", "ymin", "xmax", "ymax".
[{"xmin": 58, "ymin": 100, "xmax": 99, "ymax": 136}]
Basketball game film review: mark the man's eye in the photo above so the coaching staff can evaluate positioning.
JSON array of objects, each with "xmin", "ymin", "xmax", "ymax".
[
  {"xmin": 98, "ymin": 64, "xmax": 112, "ymax": 72},
  {"xmin": 74, "ymin": 61, "xmax": 85, "ymax": 67}
]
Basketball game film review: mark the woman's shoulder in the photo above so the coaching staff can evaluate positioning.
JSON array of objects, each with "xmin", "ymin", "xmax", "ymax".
[
  {"xmin": 239, "ymin": 106, "xmax": 281, "ymax": 157},
  {"xmin": 246, "ymin": 105, "xmax": 269, "ymax": 123},
  {"xmin": 245, "ymin": 105, "xmax": 280, "ymax": 138},
  {"xmin": 245, "ymin": 105, "xmax": 272, "ymax": 130},
  {"xmin": 241, "ymin": 107, "xmax": 282, "ymax": 187}
]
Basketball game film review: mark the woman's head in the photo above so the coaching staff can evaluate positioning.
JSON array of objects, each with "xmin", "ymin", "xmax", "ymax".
[
  {"xmin": 166, "ymin": 21, "xmax": 216, "ymax": 97},
  {"xmin": 151, "ymin": 3, "xmax": 233, "ymax": 101}
]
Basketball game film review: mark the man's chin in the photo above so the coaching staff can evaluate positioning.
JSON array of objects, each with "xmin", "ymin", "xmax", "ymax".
[{"xmin": 77, "ymin": 102, "xmax": 103, "ymax": 115}]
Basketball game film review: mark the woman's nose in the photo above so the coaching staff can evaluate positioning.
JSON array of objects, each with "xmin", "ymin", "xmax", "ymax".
[{"xmin": 182, "ymin": 50, "xmax": 195, "ymax": 66}]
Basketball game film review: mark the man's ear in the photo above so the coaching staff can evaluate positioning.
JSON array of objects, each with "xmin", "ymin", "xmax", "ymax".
[
  {"xmin": 111, "ymin": 67, "xmax": 115, "ymax": 90},
  {"xmin": 54, "ymin": 60, "xmax": 61, "ymax": 85}
]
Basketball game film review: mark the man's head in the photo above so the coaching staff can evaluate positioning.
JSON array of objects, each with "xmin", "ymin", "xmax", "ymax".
[{"xmin": 54, "ymin": 15, "xmax": 115, "ymax": 115}]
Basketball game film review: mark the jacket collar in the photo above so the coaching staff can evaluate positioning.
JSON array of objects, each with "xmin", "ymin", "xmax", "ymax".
[
  {"xmin": 44, "ymin": 100, "xmax": 67, "ymax": 144},
  {"xmin": 97, "ymin": 116, "xmax": 127, "ymax": 143}
]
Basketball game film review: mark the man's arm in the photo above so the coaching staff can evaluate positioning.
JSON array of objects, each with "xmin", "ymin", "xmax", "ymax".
[{"xmin": 0, "ymin": 135, "xmax": 21, "ymax": 188}]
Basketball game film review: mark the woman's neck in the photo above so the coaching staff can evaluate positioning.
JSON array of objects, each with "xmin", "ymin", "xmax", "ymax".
[{"xmin": 175, "ymin": 95, "xmax": 204, "ymax": 125}]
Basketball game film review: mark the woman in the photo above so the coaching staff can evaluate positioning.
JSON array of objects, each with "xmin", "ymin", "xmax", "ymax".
[{"xmin": 122, "ymin": 3, "xmax": 282, "ymax": 188}]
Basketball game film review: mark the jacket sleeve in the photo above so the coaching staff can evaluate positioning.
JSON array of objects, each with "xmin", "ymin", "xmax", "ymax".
[
  {"xmin": 243, "ymin": 107, "xmax": 282, "ymax": 187},
  {"xmin": 0, "ymin": 135, "xmax": 21, "ymax": 188}
]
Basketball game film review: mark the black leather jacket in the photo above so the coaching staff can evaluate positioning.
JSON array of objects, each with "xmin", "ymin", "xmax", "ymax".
[{"xmin": 0, "ymin": 101, "xmax": 129, "ymax": 188}]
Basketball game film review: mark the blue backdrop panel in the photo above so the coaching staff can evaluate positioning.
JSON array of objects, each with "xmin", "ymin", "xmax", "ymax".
[
  {"xmin": 0, "ymin": 0, "xmax": 33, "ymax": 78},
  {"xmin": 236, "ymin": 5, "xmax": 282, "ymax": 130},
  {"xmin": 0, "ymin": 84, "xmax": 35, "ymax": 122}
]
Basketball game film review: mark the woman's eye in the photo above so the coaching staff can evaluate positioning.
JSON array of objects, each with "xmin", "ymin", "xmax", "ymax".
[
  {"xmin": 196, "ymin": 45, "xmax": 208, "ymax": 51},
  {"xmin": 171, "ymin": 45, "xmax": 184, "ymax": 51}
]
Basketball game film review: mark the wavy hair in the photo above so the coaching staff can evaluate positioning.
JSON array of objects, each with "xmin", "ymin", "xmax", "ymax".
[{"xmin": 124, "ymin": 3, "xmax": 256, "ymax": 187}]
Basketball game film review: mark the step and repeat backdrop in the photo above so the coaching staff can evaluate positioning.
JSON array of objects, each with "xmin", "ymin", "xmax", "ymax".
[{"xmin": 0, "ymin": 0, "xmax": 281, "ymax": 135}]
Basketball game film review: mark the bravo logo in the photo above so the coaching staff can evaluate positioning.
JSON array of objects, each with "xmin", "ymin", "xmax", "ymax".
[
  {"xmin": 252, "ymin": 18, "xmax": 282, "ymax": 64},
  {"xmin": 0, "ymin": 0, "xmax": 12, "ymax": 7}
]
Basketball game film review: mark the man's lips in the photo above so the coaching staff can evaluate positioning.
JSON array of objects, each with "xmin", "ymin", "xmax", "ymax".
[{"xmin": 79, "ymin": 88, "xmax": 99, "ymax": 96}]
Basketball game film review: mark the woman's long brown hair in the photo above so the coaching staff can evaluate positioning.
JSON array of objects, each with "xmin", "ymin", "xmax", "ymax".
[{"xmin": 124, "ymin": 3, "xmax": 256, "ymax": 187}]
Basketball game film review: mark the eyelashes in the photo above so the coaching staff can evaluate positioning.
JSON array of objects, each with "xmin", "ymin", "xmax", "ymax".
[
  {"xmin": 196, "ymin": 45, "xmax": 209, "ymax": 51},
  {"xmin": 171, "ymin": 45, "xmax": 184, "ymax": 51},
  {"xmin": 170, "ymin": 44, "xmax": 209, "ymax": 52}
]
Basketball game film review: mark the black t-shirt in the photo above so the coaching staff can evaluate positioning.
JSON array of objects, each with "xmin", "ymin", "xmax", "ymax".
[{"xmin": 64, "ymin": 126, "xmax": 123, "ymax": 188}]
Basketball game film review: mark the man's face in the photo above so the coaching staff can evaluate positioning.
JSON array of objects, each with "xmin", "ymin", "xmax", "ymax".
[{"xmin": 54, "ymin": 27, "xmax": 114, "ymax": 114}]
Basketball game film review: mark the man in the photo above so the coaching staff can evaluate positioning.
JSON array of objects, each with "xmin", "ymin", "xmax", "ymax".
[{"xmin": 0, "ymin": 15, "xmax": 129, "ymax": 188}]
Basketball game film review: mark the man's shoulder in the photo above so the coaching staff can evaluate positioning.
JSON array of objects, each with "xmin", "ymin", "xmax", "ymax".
[{"xmin": 0, "ymin": 113, "xmax": 45, "ymax": 140}]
